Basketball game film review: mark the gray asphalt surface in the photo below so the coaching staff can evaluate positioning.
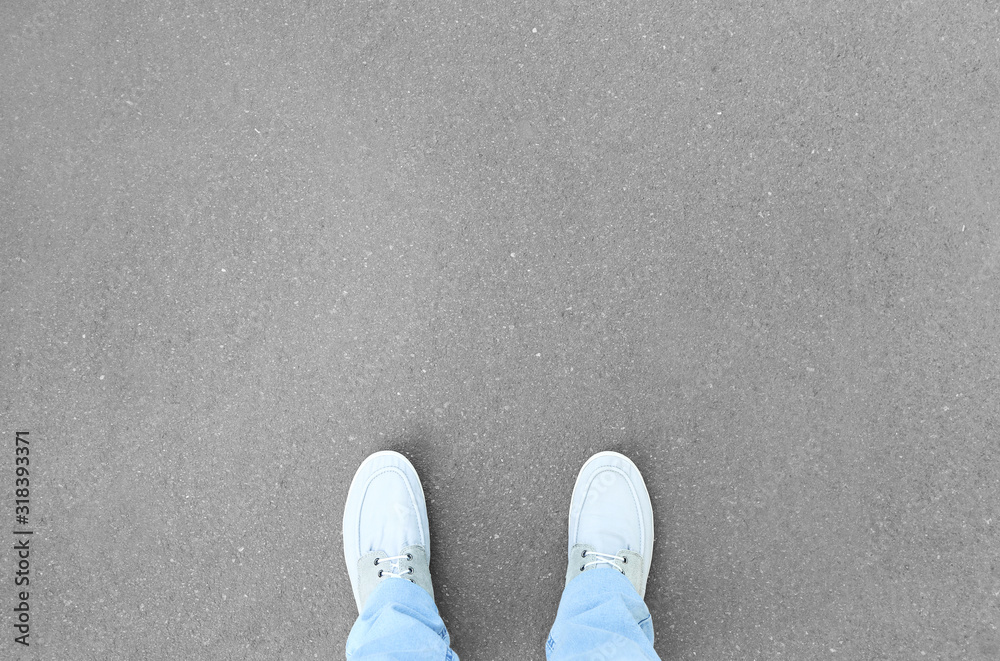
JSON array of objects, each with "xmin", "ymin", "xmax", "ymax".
[{"xmin": 2, "ymin": 1, "xmax": 999, "ymax": 659}]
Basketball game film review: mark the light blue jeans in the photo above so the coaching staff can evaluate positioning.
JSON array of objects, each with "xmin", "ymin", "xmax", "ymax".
[{"xmin": 346, "ymin": 566, "xmax": 660, "ymax": 660}]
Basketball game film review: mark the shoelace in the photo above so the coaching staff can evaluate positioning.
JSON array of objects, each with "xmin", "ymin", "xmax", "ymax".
[
  {"xmin": 374, "ymin": 553, "xmax": 414, "ymax": 579},
  {"xmin": 582, "ymin": 550, "xmax": 627, "ymax": 574}
]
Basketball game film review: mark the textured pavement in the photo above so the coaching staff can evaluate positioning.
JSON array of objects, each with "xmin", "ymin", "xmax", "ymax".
[{"xmin": 2, "ymin": 1, "xmax": 999, "ymax": 659}]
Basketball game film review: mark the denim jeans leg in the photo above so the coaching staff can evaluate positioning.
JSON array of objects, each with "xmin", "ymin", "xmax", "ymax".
[
  {"xmin": 346, "ymin": 577, "xmax": 458, "ymax": 661},
  {"xmin": 546, "ymin": 567, "xmax": 660, "ymax": 661}
]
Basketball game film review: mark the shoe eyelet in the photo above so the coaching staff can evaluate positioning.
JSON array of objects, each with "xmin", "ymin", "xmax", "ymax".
[
  {"xmin": 622, "ymin": 557, "xmax": 628, "ymax": 564},
  {"xmin": 374, "ymin": 558, "xmax": 380, "ymax": 566},
  {"xmin": 377, "ymin": 570, "xmax": 383, "ymax": 578},
  {"xmin": 408, "ymin": 567, "xmax": 414, "ymax": 575},
  {"xmin": 581, "ymin": 550, "xmax": 587, "ymax": 558},
  {"xmin": 406, "ymin": 553, "xmax": 413, "ymax": 560},
  {"xmin": 408, "ymin": 578, "xmax": 415, "ymax": 583},
  {"xmin": 580, "ymin": 565, "xmax": 586, "ymax": 571}
]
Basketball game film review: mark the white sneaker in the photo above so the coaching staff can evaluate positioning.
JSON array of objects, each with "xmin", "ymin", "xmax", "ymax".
[
  {"xmin": 342, "ymin": 450, "xmax": 435, "ymax": 613},
  {"xmin": 565, "ymin": 451, "xmax": 654, "ymax": 598}
]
